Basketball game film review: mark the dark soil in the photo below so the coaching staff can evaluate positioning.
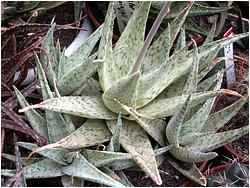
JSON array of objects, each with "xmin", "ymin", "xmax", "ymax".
[{"xmin": 125, "ymin": 158, "xmax": 187, "ymax": 187}]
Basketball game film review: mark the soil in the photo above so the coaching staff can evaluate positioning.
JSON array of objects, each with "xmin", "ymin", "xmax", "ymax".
[{"xmin": 125, "ymin": 158, "xmax": 187, "ymax": 187}]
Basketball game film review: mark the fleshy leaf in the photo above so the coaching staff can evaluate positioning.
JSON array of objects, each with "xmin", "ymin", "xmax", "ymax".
[
  {"xmin": 32, "ymin": 119, "xmax": 112, "ymax": 150},
  {"xmin": 136, "ymin": 32, "xmax": 248, "ymax": 108},
  {"xmin": 102, "ymin": 72, "xmax": 140, "ymax": 114},
  {"xmin": 120, "ymin": 103, "xmax": 166, "ymax": 146},
  {"xmin": 39, "ymin": 23, "xmax": 58, "ymax": 86},
  {"xmin": 141, "ymin": 2, "xmax": 192, "ymax": 75},
  {"xmin": 36, "ymin": 53, "xmax": 75, "ymax": 143},
  {"xmin": 111, "ymin": 2, "xmax": 151, "ymax": 81},
  {"xmin": 73, "ymin": 78, "xmax": 102, "ymax": 97},
  {"xmin": 98, "ymin": 2, "xmax": 115, "ymax": 91},
  {"xmin": 182, "ymin": 41, "xmax": 199, "ymax": 95},
  {"xmin": 61, "ymin": 152, "xmax": 125, "ymax": 187},
  {"xmin": 202, "ymin": 95, "xmax": 248, "ymax": 133},
  {"xmin": 58, "ymin": 53, "xmax": 102, "ymax": 95},
  {"xmin": 1, "ymin": 153, "xmax": 41, "ymax": 167},
  {"xmin": 106, "ymin": 119, "xmax": 162, "ymax": 185},
  {"xmin": 2, "ymin": 159, "xmax": 63, "ymax": 179},
  {"xmin": 167, "ymin": 154, "xmax": 206, "ymax": 186},
  {"xmin": 63, "ymin": 25, "xmax": 103, "ymax": 74},
  {"xmin": 13, "ymin": 86, "xmax": 48, "ymax": 140},
  {"xmin": 188, "ymin": 126, "xmax": 249, "ymax": 152},
  {"xmin": 20, "ymin": 96, "xmax": 117, "ymax": 120},
  {"xmin": 169, "ymin": 146, "xmax": 217, "ymax": 163},
  {"xmin": 18, "ymin": 142, "xmax": 68, "ymax": 165},
  {"xmin": 166, "ymin": 95, "xmax": 191, "ymax": 147},
  {"xmin": 180, "ymin": 72, "xmax": 223, "ymax": 136},
  {"xmin": 138, "ymin": 90, "xmax": 231, "ymax": 118},
  {"xmin": 107, "ymin": 113, "xmax": 122, "ymax": 152},
  {"xmin": 175, "ymin": 28, "xmax": 186, "ymax": 52}
]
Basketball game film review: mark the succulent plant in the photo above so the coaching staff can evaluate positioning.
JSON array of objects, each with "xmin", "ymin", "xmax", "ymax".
[
  {"xmin": 207, "ymin": 162, "xmax": 249, "ymax": 187},
  {"xmin": 1, "ymin": 1, "xmax": 249, "ymax": 187}
]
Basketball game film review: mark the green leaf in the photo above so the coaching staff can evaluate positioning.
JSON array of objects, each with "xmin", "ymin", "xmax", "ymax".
[
  {"xmin": 37, "ymin": 119, "xmax": 112, "ymax": 150},
  {"xmin": 202, "ymin": 95, "xmax": 248, "ymax": 133},
  {"xmin": 18, "ymin": 142, "xmax": 68, "ymax": 165},
  {"xmin": 102, "ymin": 72, "xmax": 140, "ymax": 114},
  {"xmin": 138, "ymin": 90, "xmax": 229, "ymax": 118},
  {"xmin": 61, "ymin": 152, "xmax": 125, "ymax": 187},
  {"xmin": 175, "ymin": 28, "xmax": 186, "ymax": 52},
  {"xmin": 1, "ymin": 153, "xmax": 41, "ymax": 166},
  {"xmin": 180, "ymin": 72, "xmax": 223, "ymax": 136},
  {"xmin": 141, "ymin": 2, "xmax": 192, "ymax": 75},
  {"xmin": 187, "ymin": 126, "xmax": 249, "ymax": 152},
  {"xmin": 184, "ymin": 18, "xmax": 209, "ymax": 36},
  {"xmin": 98, "ymin": 2, "xmax": 115, "ymax": 91},
  {"xmin": 82, "ymin": 149, "xmax": 132, "ymax": 168},
  {"xmin": 58, "ymin": 53, "xmax": 101, "ymax": 95},
  {"xmin": 120, "ymin": 104, "xmax": 166, "ymax": 146},
  {"xmin": 36, "ymin": 54, "xmax": 75, "ymax": 143},
  {"xmin": 182, "ymin": 42, "xmax": 199, "ymax": 95},
  {"xmin": 106, "ymin": 119, "xmax": 162, "ymax": 185},
  {"xmin": 2, "ymin": 159, "xmax": 63, "ymax": 179},
  {"xmin": 167, "ymin": 154, "xmax": 206, "ymax": 186},
  {"xmin": 136, "ymin": 32, "xmax": 248, "ymax": 108},
  {"xmin": 73, "ymin": 78, "xmax": 102, "ymax": 97},
  {"xmin": 166, "ymin": 95, "xmax": 191, "ymax": 147},
  {"xmin": 111, "ymin": 2, "xmax": 151, "ymax": 82},
  {"xmin": 169, "ymin": 146, "xmax": 218, "ymax": 163},
  {"xmin": 13, "ymin": 86, "xmax": 48, "ymax": 140},
  {"xmin": 39, "ymin": 23, "xmax": 58, "ymax": 86},
  {"xmin": 20, "ymin": 96, "xmax": 117, "ymax": 120},
  {"xmin": 107, "ymin": 113, "xmax": 122, "ymax": 152}
]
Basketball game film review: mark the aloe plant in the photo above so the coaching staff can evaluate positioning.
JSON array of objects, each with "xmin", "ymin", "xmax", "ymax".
[{"xmin": 2, "ymin": 1, "xmax": 249, "ymax": 187}]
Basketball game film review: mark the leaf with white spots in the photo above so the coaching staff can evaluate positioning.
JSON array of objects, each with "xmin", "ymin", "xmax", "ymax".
[
  {"xmin": 13, "ymin": 86, "xmax": 48, "ymax": 140},
  {"xmin": 102, "ymin": 72, "xmax": 140, "ymax": 114},
  {"xmin": 20, "ymin": 96, "xmax": 117, "ymax": 120},
  {"xmin": 106, "ymin": 119, "xmax": 162, "ymax": 185},
  {"xmin": 61, "ymin": 152, "xmax": 125, "ymax": 187}
]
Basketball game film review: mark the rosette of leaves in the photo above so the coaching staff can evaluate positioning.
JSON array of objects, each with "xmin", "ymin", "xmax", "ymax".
[{"xmin": 2, "ymin": 2, "xmax": 249, "ymax": 186}]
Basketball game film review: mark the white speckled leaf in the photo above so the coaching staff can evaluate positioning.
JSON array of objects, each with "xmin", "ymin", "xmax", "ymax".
[
  {"xmin": 136, "ymin": 33, "xmax": 248, "ymax": 108},
  {"xmin": 21, "ymin": 96, "xmax": 117, "ymax": 119},
  {"xmin": 141, "ymin": 3, "xmax": 192, "ymax": 75},
  {"xmin": 61, "ymin": 152, "xmax": 125, "ymax": 187},
  {"xmin": 202, "ymin": 95, "xmax": 248, "ymax": 133},
  {"xmin": 18, "ymin": 142, "xmax": 68, "ymax": 165},
  {"xmin": 1, "ymin": 153, "xmax": 41, "ymax": 167},
  {"xmin": 102, "ymin": 72, "xmax": 140, "ymax": 114},
  {"xmin": 138, "ymin": 90, "xmax": 228, "ymax": 118},
  {"xmin": 106, "ymin": 119, "xmax": 162, "ymax": 185},
  {"xmin": 58, "ymin": 53, "xmax": 101, "ymax": 95},
  {"xmin": 166, "ymin": 95, "xmax": 191, "ymax": 147},
  {"xmin": 64, "ymin": 25, "xmax": 103, "ymax": 72},
  {"xmin": 169, "ymin": 146, "xmax": 217, "ymax": 163},
  {"xmin": 182, "ymin": 43, "xmax": 199, "ymax": 95},
  {"xmin": 39, "ymin": 23, "xmax": 58, "ymax": 86},
  {"xmin": 13, "ymin": 86, "xmax": 48, "ymax": 140},
  {"xmin": 175, "ymin": 28, "xmax": 186, "ymax": 52},
  {"xmin": 50, "ymin": 119, "xmax": 112, "ymax": 149},
  {"xmin": 98, "ymin": 2, "xmax": 115, "ymax": 91},
  {"xmin": 141, "ymin": 25, "xmax": 170, "ymax": 74},
  {"xmin": 120, "ymin": 104, "xmax": 166, "ymax": 146},
  {"xmin": 36, "ymin": 54, "xmax": 75, "ymax": 143},
  {"xmin": 112, "ymin": 2, "xmax": 151, "ymax": 81},
  {"xmin": 187, "ymin": 126, "xmax": 249, "ymax": 152},
  {"xmin": 107, "ymin": 113, "xmax": 122, "ymax": 152},
  {"xmin": 73, "ymin": 78, "xmax": 102, "ymax": 97},
  {"xmin": 167, "ymin": 155, "xmax": 206, "ymax": 186},
  {"xmin": 82, "ymin": 149, "xmax": 132, "ymax": 167},
  {"xmin": 180, "ymin": 72, "xmax": 223, "ymax": 136},
  {"xmin": 21, "ymin": 159, "xmax": 63, "ymax": 179}
]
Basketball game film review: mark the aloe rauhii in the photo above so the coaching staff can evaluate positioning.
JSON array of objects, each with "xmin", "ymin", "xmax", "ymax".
[{"xmin": 2, "ymin": 1, "xmax": 249, "ymax": 187}]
